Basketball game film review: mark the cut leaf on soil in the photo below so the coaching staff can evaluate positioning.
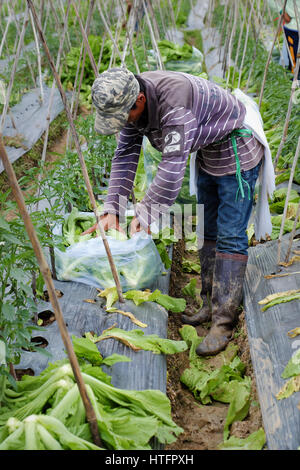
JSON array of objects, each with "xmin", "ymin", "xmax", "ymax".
[
  {"xmin": 258, "ymin": 289, "xmax": 300, "ymax": 311},
  {"xmin": 218, "ymin": 428, "xmax": 266, "ymax": 450},
  {"xmin": 86, "ymin": 328, "xmax": 188, "ymax": 355},
  {"xmin": 288, "ymin": 327, "xmax": 300, "ymax": 338},
  {"xmin": 276, "ymin": 375, "xmax": 300, "ymax": 400},
  {"xmin": 107, "ymin": 308, "xmax": 148, "ymax": 328}
]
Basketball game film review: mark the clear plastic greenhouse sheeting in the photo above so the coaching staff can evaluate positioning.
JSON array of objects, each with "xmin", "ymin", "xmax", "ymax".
[
  {"xmin": 0, "ymin": 82, "xmax": 67, "ymax": 173},
  {"xmin": 148, "ymin": 46, "xmax": 204, "ymax": 76},
  {"xmin": 52, "ymin": 215, "xmax": 164, "ymax": 291}
]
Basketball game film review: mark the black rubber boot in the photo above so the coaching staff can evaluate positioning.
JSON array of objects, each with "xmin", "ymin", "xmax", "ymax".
[
  {"xmin": 181, "ymin": 239, "xmax": 216, "ymax": 326},
  {"xmin": 196, "ymin": 251, "xmax": 248, "ymax": 357}
]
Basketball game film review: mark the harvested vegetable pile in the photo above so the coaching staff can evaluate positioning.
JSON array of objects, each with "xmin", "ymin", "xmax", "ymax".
[
  {"xmin": 53, "ymin": 208, "xmax": 166, "ymax": 291},
  {"xmin": 0, "ymin": 338, "xmax": 184, "ymax": 450}
]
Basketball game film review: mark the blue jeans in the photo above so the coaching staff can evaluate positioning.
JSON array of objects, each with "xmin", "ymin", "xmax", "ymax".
[{"xmin": 197, "ymin": 160, "xmax": 262, "ymax": 255}]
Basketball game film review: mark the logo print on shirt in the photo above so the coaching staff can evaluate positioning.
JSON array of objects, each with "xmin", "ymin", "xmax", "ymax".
[{"xmin": 164, "ymin": 131, "xmax": 181, "ymax": 153}]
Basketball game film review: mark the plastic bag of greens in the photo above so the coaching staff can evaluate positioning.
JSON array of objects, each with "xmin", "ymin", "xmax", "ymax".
[
  {"xmin": 164, "ymin": 47, "xmax": 203, "ymax": 75},
  {"xmin": 52, "ymin": 210, "xmax": 164, "ymax": 291},
  {"xmin": 148, "ymin": 44, "xmax": 203, "ymax": 76}
]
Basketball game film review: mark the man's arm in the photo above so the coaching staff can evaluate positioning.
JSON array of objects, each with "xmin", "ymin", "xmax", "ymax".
[
  {"xmin": 81, "ymin": 124, "xmax": 143, "ymax": 236},
  {"xmin": 135, "ymin": 107, "xmax": 198, "ymax": 229},
  {"xmin": 103, "ymin": 124, "xmax": 143, "ymax": 221}
]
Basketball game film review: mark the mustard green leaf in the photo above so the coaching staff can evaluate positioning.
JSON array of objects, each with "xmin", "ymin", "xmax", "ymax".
[
  {"xmin": 282, "ymin": 349, "xmax": 300, "ymax": 379},
  {"xmin": 93, "ymin": 327, "xmax": 188, "ymax": 355},
  {"xmin": 276, "ymin": 375, "xmax": 300, "ymax": 400},
  {"xmin": 72, "ymin": 335, "xmax": 103, "ymax": 366},
  {"xmin": 218, "ymin": 428, "xmax": 266, "ymax": 450}
]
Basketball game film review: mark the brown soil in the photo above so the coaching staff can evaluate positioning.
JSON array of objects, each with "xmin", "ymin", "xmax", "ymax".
[{"xmin": 165, "ymin": 239, "xmax": 263, "ymax": 450}]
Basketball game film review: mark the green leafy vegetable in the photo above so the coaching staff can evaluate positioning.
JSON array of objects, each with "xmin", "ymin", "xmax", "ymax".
[
  {"xmin": 62, "ymin": 207, "xmax": 96, "ymax": 246},
  {"xmin": 98, "ymin": 287, "xmax": 186, "ymax": 313},
  {"xmin": 86, "ymin": 328, "xmax": 188, "ymax": 355},
  {"xmin": 281, "ymin": 348, "xmax": 300, "ymax": 379},
  {"xmin": 182, "ymin": 258, "xmax": 201, "ymax": 274},
  {"xmin": 276, "ymin": 376, "xmax": 300, "ymax": 400},
  {"xmin": 179, "ymin": 325, "xmax": 251, "ymax": 439},
  {"xmin": 218, "ymin": 428, "xmax": 266, "ymax": 450},
  {"xmin": 0, "ymin": 356, "xmax": 183, "ymax": 450},
  {"xmin": 98, "ymin": 287, "xmax": 120, "ymax": 312},
  {"xmin": 0, "ymin": 414, "xmax": 102, "ymax": 450},
  {"xmin": 181, "ymin": 278, "xmax": 202, "ymax": 305},
  {"xmin": 259, "ymin": 289, "xmax": 300, "ymax": 311},
  {"xmin": 184, "ymin": 231, "xmax": 198, "ymax": 252},
  {"xmin": 72, "ymin": 336, "xmax": 103, "ymax": 366}
]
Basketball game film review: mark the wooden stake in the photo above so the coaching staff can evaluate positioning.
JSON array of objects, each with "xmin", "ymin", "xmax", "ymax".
[
  {"xmin": 0, "ymin": 6, "xmax": 29, "ymax": 133},
  {"xmin": 70, "ymin": 0, "xmax": 99, "ymax": 77},
  {"xmin": 95, "ymin": 0, "xmax": 125, "ymax": 66},
  {"xmin": 35, "ymin": 0, "xmax": 72, "ymax": 212},
  {"xmin": 0, "ymin": 135, "xmax": 103, "ymax": 449},
  {"xmin": 29, "ymin": 9, "xmax": 44, "ymax": 104},
  {"xmin": 70, "ymin": 0, "xmax": 95, "ymax": 122},
  {"xmin": 226, "ymin": 0, "xmax": 238, "ymax": 89},
  {"xmin": 277, "ymin": 136, "xmax": 300, "ymax": 265},
  {"xmin": 273, "ymin": 0, "xmax": 300, "ymax": 169},
  {"xmin": 238, "ymin": 0, "xmax": 255, "ymax": 89},
  {"xmin": 284, "ymin": 200, "xmax": 300, "ymax": 264},
  {"xmin": 259, "ymin": 0, "xmax": 288, "ymax": 109},
  {"xmin": 142, "ymin": 0, "xmax": 164, "ymax": 70},
  {"xmin": 27, "ymin": 0, "xmax": 125, "ymax": 304}
]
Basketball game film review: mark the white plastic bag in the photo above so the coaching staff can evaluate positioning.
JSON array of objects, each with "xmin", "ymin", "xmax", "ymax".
[
  {"xmin": 232, "ymin": 88, "xmax": 276, "ymax": 241},
  {"xmin": 52, "ymin": 213, "xmax": 164, "ymax": 291}
]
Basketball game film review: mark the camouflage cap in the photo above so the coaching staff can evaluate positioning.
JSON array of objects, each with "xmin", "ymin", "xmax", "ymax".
[{"xmin": 91, "ymin": 67, "xmax": 140, "ymax": 135}]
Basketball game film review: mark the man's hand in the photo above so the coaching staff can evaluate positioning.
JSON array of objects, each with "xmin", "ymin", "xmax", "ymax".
[
  {"xmin": 129, "ymin": 216, "xmax": 151, "ymax": 237},
  {"xmin": 80, "ymin": 213, "xmax": 125, "ymax": 236}
]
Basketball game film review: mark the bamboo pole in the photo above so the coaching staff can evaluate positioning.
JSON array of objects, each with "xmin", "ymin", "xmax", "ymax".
[
  {"xmin": 273, "ymin": 0, "xmax": 300, "ymax": 168},
  {"xmin": 232, "ymin": 1, "xmax": 247, "ymax": 79},
  {"xmin": 39, "ymin": 0, "xmax": 44, "ymax": 26},
  {"xmin": 222, "ymin": 0, "xmax": 234, "ymax": 77},
  {"xmin": 277, "ymin": 135, "xmax": 300, "ymax": 265},
  {"xmin": 35, "ymin": 1, "xmax": 72, "ymax": 212},
  {"xmin": 58, "ymin": 0, "xmax": 72, "ymax": 52},
  {"xmin": 237, "ymin": 0, "xmax": 255, "ymax": 89},
  {"xmin": 29, "ymin": 9, "xmax": 44, "ymax": 104},
  {"xmin": 0, "ymin": 5, "xmax": 29, "ymax": 133},
  {"xmin": 226, "ymin": 0, "xmax": 238, "ymax": 89},
  {"xmin": 284, "ymin": 200, "xmax": 300, "ymax": 263},
  {"xmin": 147, "ymin": 0, "xmax": 161, "ymax": 42},
  {"xmin": 219, "ymin": 0, "xmax": 230, "ymax": 62},
  {"xmin": 166, "ymin": 0, "xmax": 178, "ymax": 43},
  {"xmin": 96, "ymin": 0, "xmax": 115, "ymax": 70},
  {"xmin": 245, "ymin": 0, "xmax": 268, "ymax": 92},
  {"xmin": 121, "ymin": 0, "xmax": 139, "ymax": 63},
  {"xmin": 71, "ymin": 0, "xmax": 96, "ymax": 122},
  {"xmin": 109, "ymin": 2, "xmax": 124, "ymax": 69},
  {"xmin": 7, "ymin": 1, "xmax": 36, "ymax": 87},
  {"xmin": 95, "ymin": 0, "xmax": 125, "ymax": 66},
  {"xmin": 118, "ymin": 0, "xmax": 140, "ymax": 73},
  {"xmin": 0, "ymin": 135, "xmax": 103, "ymax": 449},
  {"xmin": 70, "ymin": 0, "xmax": 99, "ymax": 77},
  {"xmin": 258, "ymin": 0, "xmax": 288, "ymax": 108},
  {"xmin": 27, "ymin": 0, "xmax": 125, "ymax": 305},
  {"xmin": 142, "ymin": 0, "xmax": 164, "ymax": 70},
  {"xmin": 42, "ymin": 0, "xmax": 50, "ymax": 33},
  {"xmin": 154, "ymin": 0, "xmax": 169, "ymax": 41},
  {"xmin": 0, "ymin": 12, "xmax": 11, "ymax": 58}
]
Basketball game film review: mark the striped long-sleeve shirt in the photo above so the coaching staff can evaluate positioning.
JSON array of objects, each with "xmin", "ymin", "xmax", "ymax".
[{"xmin": 103, "ymin": 71, "xmax": 263, "ymax": 229}]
